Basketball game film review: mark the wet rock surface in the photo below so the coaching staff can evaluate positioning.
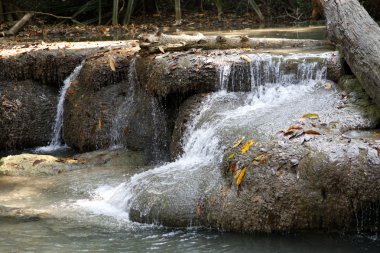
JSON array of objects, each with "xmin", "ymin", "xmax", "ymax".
[
  {"xmin": 129, "ymin": 76, "xmax": 380, "ymax": 233},
  {"xmin": 63, "ymin": 56, "xmax": 170, "ymax": 160},
  {"xmin": 195, "ymin": 78, "xmax": 380, "ymax": 233}
]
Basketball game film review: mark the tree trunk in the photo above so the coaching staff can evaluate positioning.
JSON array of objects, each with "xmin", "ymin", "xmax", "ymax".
[
  {"xmin": 320, "ymin": 0, "xmax": 380, "ymax": 106},
  {"xmin": 174, "ymin": 0, "xmax": 182, "ymax": 25}
]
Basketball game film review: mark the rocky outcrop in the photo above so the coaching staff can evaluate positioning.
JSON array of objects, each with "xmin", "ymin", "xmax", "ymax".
[
  {"xmin": 129, "ymin": 76, "xmax": 380, "ymax": 233},
  {"xmin": 0, "ymin": 149, "xmax": 148, "ymax": 176},
  {"xmin": 0, "ymin": 50, "xmax": 84, "ymax": 86},
  {"xmin": 0, "ymin": 80, "xmax": 57, "ymax": 150},
  {"xmin": 63, "ymin": 55, "xmax": 171, "ymax": 161},
  {"xmin": 204, "ymin": 77, "xmax": 380, "ymax": 233}
]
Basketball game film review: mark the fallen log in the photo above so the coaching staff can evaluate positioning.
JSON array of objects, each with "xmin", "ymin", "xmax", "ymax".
[
  {"xmin": 0, "ymin": 12, "xmax": 33, "ymax": 37},
  {"xmin": 138, "ymin": 33, "xmax": 332, "ymax": 53},
  {"xmin": 320, "ymin": 0, "xmax": 380, "ymax": 106}
]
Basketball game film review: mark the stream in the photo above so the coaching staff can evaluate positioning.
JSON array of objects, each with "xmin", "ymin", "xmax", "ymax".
[
  {"xmin": 1, "ymin": 26, "xmax": 380, "ymax": 252},
  {"xmin": 1, "ymin": 156, "xmax": 379, "ymax": 252}
]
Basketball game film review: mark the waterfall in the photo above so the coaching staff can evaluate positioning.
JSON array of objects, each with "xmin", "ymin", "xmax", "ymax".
[
  {"xmin": 36, "ymin": 61, "xmax": 85, "ymax": 152},
  {"xmin": 110, "ymin": 58, "xmax": 138, "ymax": 148},
  {"xmin": 76, "ymin": 52, "xmax": 332, "ymax": 223}
]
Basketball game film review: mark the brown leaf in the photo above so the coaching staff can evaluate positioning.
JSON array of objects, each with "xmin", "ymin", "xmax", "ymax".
[
  {"xmin": 67, "ymin": 90, "xmax": 75, "ymax": 95},
  {"xmin": 305, "ymin": 130, "xmax": 321, "ymax": 135},
  {"xmin": 228, "ymin": 161, "xmax": 238, "ymax": 174},
  {"xmin": 283, "ymin": 130, "xmax": 294, "ymax": 136},
  {"xmin": 288, "ymin": 125, "xmax": 303, "ymax": 131}
]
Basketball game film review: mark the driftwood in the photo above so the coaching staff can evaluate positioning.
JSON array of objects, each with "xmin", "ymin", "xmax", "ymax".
[
  {"xmin": 0, "ymin": 12, "xmax": 33, "ymax": 37},
  {"xmin": 320, "ymin": 0, "xmax": 380, "ymax": 106},
  {"xmin": 138, "ymin": 33, "xmax": 332, "ymax": 53}
]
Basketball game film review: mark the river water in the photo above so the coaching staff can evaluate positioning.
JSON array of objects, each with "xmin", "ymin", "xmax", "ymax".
[{"xmin": 1, "ymin": 154, "xmax": 379, "ymax": 252}]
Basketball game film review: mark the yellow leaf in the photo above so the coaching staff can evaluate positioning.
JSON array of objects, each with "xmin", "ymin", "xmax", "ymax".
[
  {"xmin": 228, "ymin": 153, "xmax": 235, "ymax": 159},
  {"xmin": 236, "ymin": 167, "xmax": 247, "ymax": 186},
  {"xmin": 158, "ymin": 46, "xmax": 165, "ymax": 53},
  {"xmin": 302, "ymin": 113, "xmax": 319, "ymax": 119},
  {"xmin": 325, "ymin": 82, "xmax": 332, "ymax": 89},
  {"xmin": 240, "ymin": 55, "xmax": 252, "ymax": 62},
  {"xmin": 109, "ymin": 57, "xmax": 116, "ymax": 72},
  {"xmin": 232, "ymin": 136, "xmax": 245, "ymax": 148},
  {"xmin": 98, "ymin": 119, "xmax": 102, "ymax": 129},
  {"xmin": 241, "ymin": 139, "xmax": 254, "ymax": 154}
]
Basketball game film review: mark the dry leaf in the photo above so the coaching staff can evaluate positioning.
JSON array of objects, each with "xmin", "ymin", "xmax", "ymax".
[
  {"xmin": 98, "ymin": 119, "xmax": 102, "ymax": 129},
  {"xmin": 232, "ymin": 136, "xmax": 245, "ymax": 148},
  {"xmin": 240, "ymin": 55, "xmax": 252, "ymax": 62},
  {"xmin": 109, "ymin": 57, "xmax": 116, "ymax": 71},
  {"xmin": 236, "ymin": 167, "xmax": 247, "ymax": 186},
  {"xmin": 158, "ymin": 46, "xmax": 165, "ymax": 53},
  {"xmin": 228, "ymin": 161, "xmax": 238, "ymax": 174},
  {"xmin": 288, "ymin": 125, "xmax": 303, "ymax": 131},
  {"xmin": 70, "ymin": 80, "xmax": 78, "ymax": 87},
  {"xmin": 305, "ymin": 130, "xmax": 321, "ymax": 135},
  {"xmin": 222, "ymin": 181, "xmax": 233, "ymax": 196},
  {"xmin": 241, "ymin": 139, "xmax": 254, "ymax": 154},
  {"xmin": 253, "ymin": 154, "xmax": 269, "ymax": 165},
  {"xmin": 283, "ymin": 130, "xmax": 294, "ymax": 136},
  {"xmin": 67, "ymin": 90, "xmax": 75, "ymax": 95},
  {"xmin": 234, "ymin": 169, "xmax": 242, "ymax": 179}
]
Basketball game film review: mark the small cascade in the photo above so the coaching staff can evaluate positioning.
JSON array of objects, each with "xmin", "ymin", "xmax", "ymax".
[
  {"xmin": 227, "ymin": 53, "xmax": 327, "ymax": 92},
  {"xmin": 36, "ymin": 60, "xmax": 85, "ymax": 152},
  {"xmin": 78, "ymin": 53, "xmax": 332, "ymax": 224},
  {"xmin": 110, "ymin": 58, "xmax": 138, "ymax": 148}
]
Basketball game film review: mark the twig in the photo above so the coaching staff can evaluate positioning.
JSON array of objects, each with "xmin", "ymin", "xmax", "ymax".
[
  {"xmin": 0, "ymin": 11, "xmax": 81, "ymax": 24},
  {"xmin": 0, "ymin": 12, "xmax": 33, "ymax": 37}
]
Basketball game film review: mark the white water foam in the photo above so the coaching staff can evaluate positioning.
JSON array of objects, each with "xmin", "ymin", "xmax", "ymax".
[
  {"xmin": 35, "ymin": 61, "xmax": 85, "ymax": 153},
  {"xmin": 74, "ymin": 53, "xmax": 329, "ymax": 221}
]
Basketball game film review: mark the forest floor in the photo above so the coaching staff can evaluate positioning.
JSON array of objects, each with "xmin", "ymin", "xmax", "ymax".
[{"xmin": 0, "ymin": 11, "xmax": 324, "ymax": 50}]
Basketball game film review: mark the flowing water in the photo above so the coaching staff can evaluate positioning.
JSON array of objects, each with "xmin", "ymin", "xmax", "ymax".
[
  {"xmin": 35, "ymin": 61, "xmax": 85, "ymax": 153},
  {"xmin": 1, "ymin": 49, "xmax": 380, "ymax": 251}
]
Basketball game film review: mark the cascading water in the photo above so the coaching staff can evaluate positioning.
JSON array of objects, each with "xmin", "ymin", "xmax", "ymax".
[
  {"xmin": 76, "ymin": 52, "xmax": 332, "ymax": 224},
  {"xmin": 36, "ymin": 61, "xmax": 85, "ymax": 152},
  {"xmin": 110, "ymin": 58, "xmax": 138, "ymax": 148}
]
